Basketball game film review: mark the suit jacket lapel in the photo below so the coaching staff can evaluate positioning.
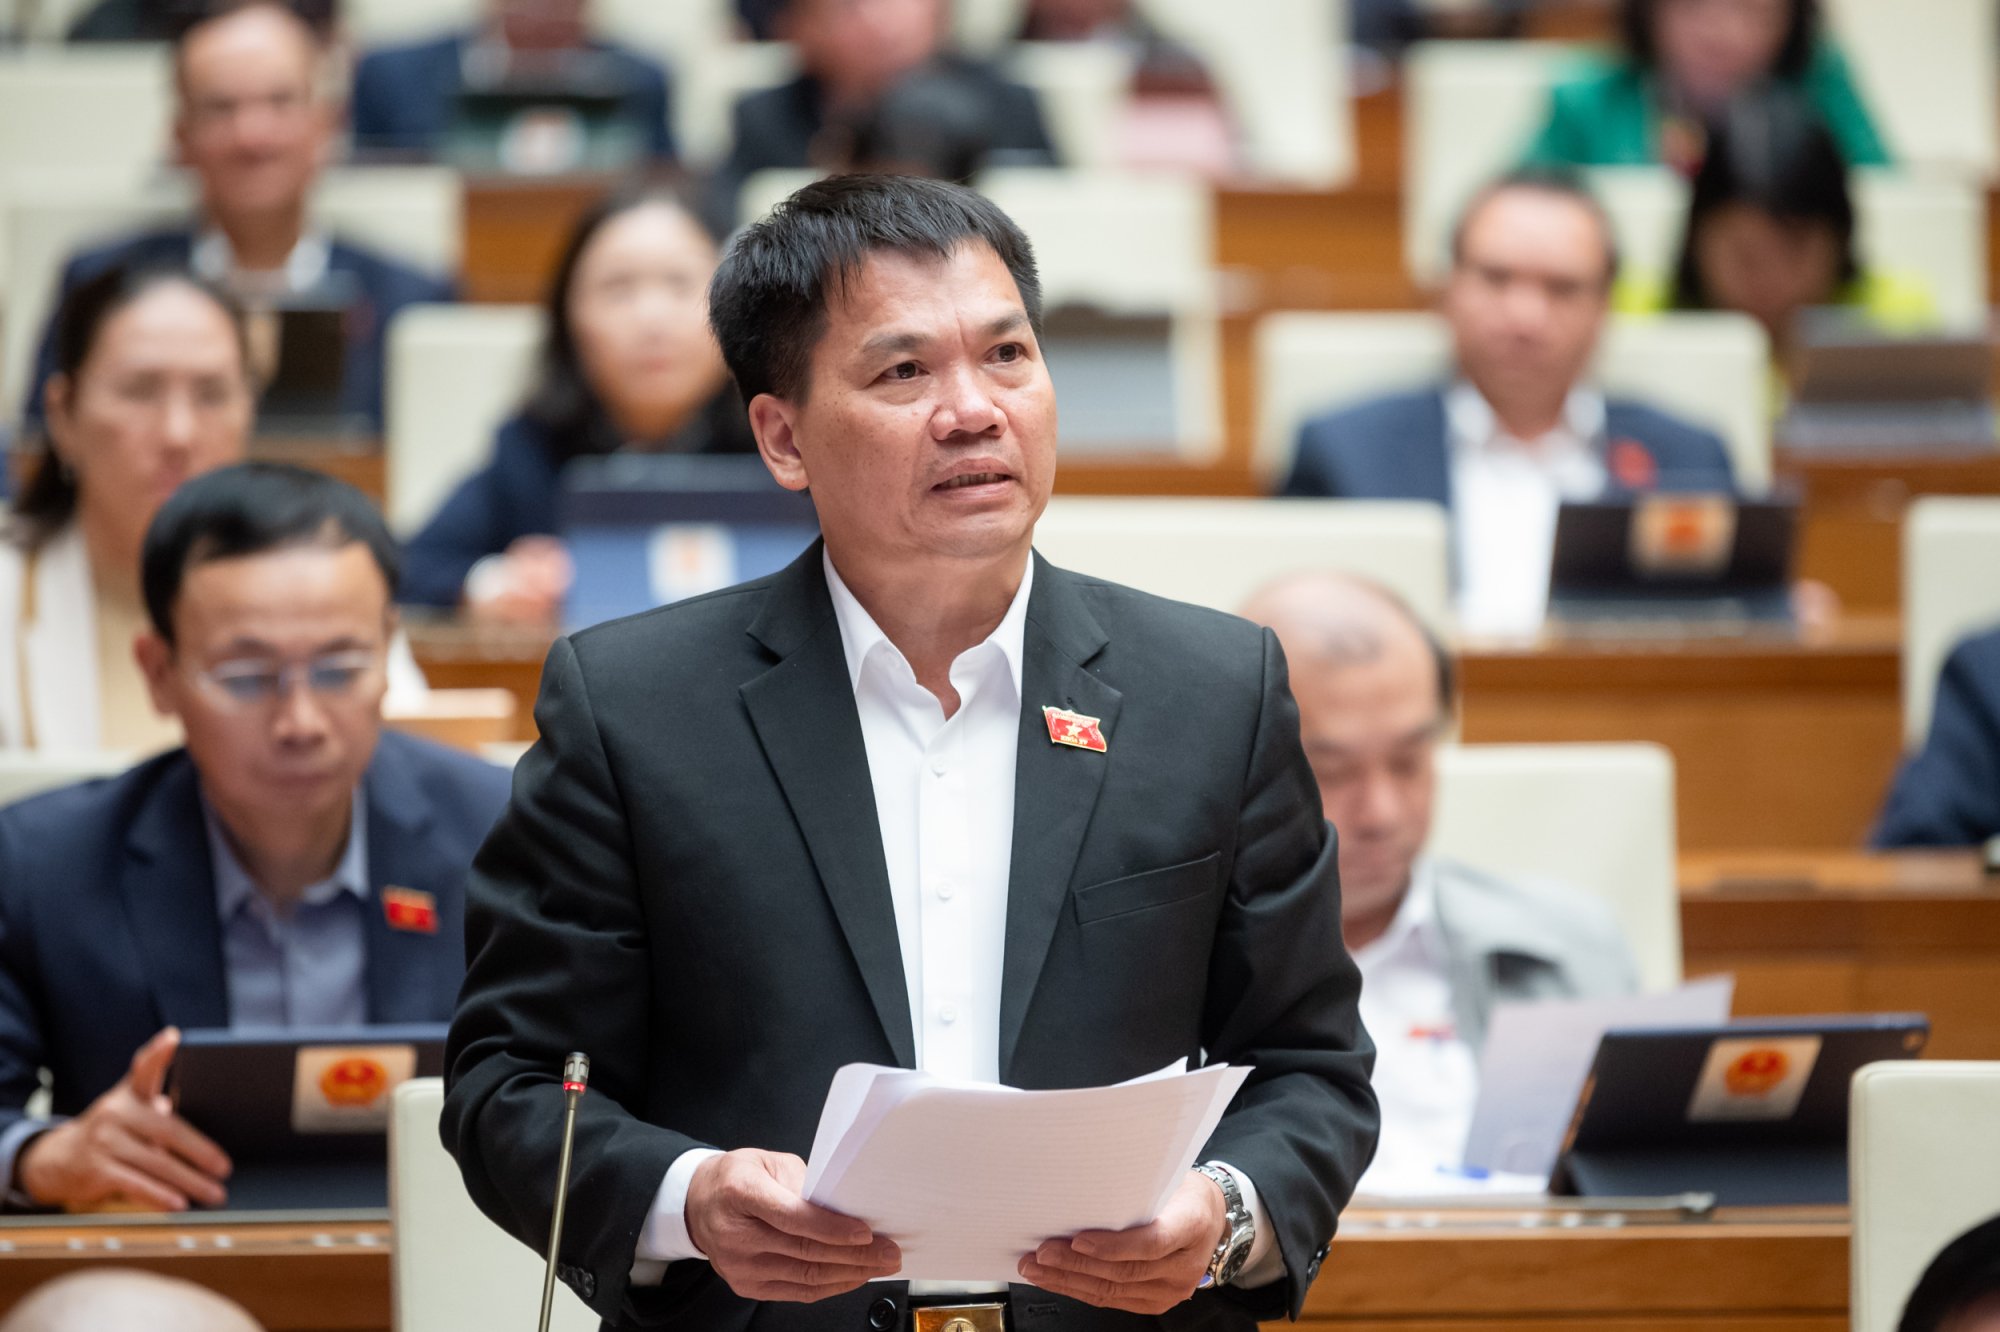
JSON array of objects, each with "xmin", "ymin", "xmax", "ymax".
[
  {"xmin": 740, "ymin": 547, "xmax": 916, "ymax": 1068},
  {"xmin": 359, "ymin": 744, "xmax": 460, "ymax": 1024},
  {"xmin": 1418, "ymin": 388, "xmax": 1455, "ymax": 510},
  {"xmin": 120, "ymin": 757, "xmax": 230, "ymax": 1031},
  {"xmin": 999, "ymin": 557, "xmax": 1121, "ymax": 1081}
]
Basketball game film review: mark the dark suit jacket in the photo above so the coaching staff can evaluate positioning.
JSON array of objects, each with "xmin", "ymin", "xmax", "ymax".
[
  {"xmin": 442, "ymin": 546, "xmax": 1379, "ymax": 1330},
  {"xmin": 715, "ymin": 59, "xmax": 1058, "ymax": 217},
  {"xmin": 0, "ymin": 731, "xmax": 510, "ymax": 1137},
  {"xmin": 350, "ymin": 32, "xmax": 677, "ymax": 160},
  {"xmin": 1278, "ymin": 386, "xmax": 1738, "ymax": 504},
  {"xmin": 23, "ymin": 228, "xmax": 455, "ymax": 434},
  {"xmin": 398, "ymin": 397, "xmax": 756, "ymax": 608},
  {"xmin": 1873, "ymin": 625, "xmax": 2000, "ymax": 848}
]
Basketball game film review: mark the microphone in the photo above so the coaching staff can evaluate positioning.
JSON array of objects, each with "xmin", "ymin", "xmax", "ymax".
[{"xmin": 538, "ymin": 1052, "xmax": 590, "ymax": 1332}]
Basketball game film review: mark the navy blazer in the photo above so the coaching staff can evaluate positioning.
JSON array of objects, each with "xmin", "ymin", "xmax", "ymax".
[
  {"xmin": 22, "ymin": 228, "xmax": 454, "ymax": 434},
  {"xmin": 0, "ymin": 731, "xmax": 510, "ymax": 1134},
  {"xmin": 350, "ymin": 32, "xmax": 676, "ymax": 160},
  {"xmin": 1278, "ymin": 386, "xmax": 1738, "ymax": 504},
  {"xmin": 398, "ymin": 399, "xmax": 756, "ymax": 608},
  {"xmin": 1873, "ymin": 625, "xmax": 2000, "ymax": 848},
  {"xmin": 714, "ymin": 59, "xmax": 1057, "ymax": 217}
]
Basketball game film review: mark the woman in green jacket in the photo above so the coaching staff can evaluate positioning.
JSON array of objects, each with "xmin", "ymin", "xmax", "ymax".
[{"xmin": 1526, "ymin": 0, "xmax": 1889, "ymax": 175}]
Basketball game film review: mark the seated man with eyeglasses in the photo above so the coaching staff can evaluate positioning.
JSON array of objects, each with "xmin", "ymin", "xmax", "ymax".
[{"xmin": 0, "ymin": 462, "xmax": 511, "ymax": 1213}]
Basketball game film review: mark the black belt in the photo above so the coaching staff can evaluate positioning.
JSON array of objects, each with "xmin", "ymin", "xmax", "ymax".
[{"xmin": 866, "ymin": 1294, "xmax": 1010, "ymax": 1332}]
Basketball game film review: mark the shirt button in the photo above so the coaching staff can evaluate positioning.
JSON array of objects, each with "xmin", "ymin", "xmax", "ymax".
[
  {"xmin": 939, "ymin": 1005, "xmax": 958, "ymax": 1025},
  {"xmin": 929, "ymin": 757, "xmax": 947, "ymax": 776},
  {"xmin": 935, "ymin": 881, "xmax": 956, "ymax": 901}
]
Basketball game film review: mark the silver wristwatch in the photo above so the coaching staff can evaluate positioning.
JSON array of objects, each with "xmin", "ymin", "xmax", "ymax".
[{"xmin": 1191, "ymin": 1162, "xmax": 1254, "ymax": 1289}]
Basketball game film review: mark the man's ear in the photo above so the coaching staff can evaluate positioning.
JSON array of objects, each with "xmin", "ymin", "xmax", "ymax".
[
  {"xmin": 133, "ymin": 630, "xmax": 180, "ymax": 720},
  {"xmin": 749, "ymin": 394, "xmax": 810, "ymax": 493}
]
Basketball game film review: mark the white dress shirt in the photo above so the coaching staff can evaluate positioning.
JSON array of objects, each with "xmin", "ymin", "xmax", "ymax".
[
  {"xmin": 1446, "ymin": 382, "xmax": 1608, "ymax": 638},
  {"xmin": 633, "ymin": 552, "xmax": 1280, "ymax": 1290},
  {"xmin": 1351, "ymin": 859, "xmax": 1481, "ymax": 1195},
  {"xmin": 190, "ymin": 226, "xmax": 333, "ymax": 297}
]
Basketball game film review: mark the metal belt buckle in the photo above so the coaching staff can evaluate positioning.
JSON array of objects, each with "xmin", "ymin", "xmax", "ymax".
[{"xmin": 910, "ymin": 1300, "xmax": 1008, "ymax": 1332}]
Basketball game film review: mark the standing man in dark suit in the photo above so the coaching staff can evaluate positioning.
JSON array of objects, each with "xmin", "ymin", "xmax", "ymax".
[
  {"xmin": 1280, "ymin": 168, "xmax": 1737, "ymax": 634},
  {"xmin": 22, "ymin": 1, "xmax": 455, "ymax": 435},
  {"xmin": 443, "ymin": 175, "xmax": 1376, "ymax": 1331},
  {"xmin": 349, "ymin": 0, "xmax": 677, "ymax": 163},
  {"xmin": 715, "ymin": 0, "xmax": 1057, "ymax": 215},
  {"xmin": 0, "ymin": 464, "xmax": 510, "ymax": 1213}
]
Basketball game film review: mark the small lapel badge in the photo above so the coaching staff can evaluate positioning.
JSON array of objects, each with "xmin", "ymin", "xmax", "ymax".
[
  {"xmin": 1043, "ymin": 705, "xmax": 1108, "ymax": 753},
  {"xmin": 382, "ymin": 887, "xmax": 438, "ymax": 935}
]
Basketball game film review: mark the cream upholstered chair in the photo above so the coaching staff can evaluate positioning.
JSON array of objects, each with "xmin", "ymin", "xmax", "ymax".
[
  {"xmin": 1823, "ymin": 0, "xmax": 1999, "ymax": 180},
  {"xmin": 0, "ymin": 47, "xmax": 172, "ymax": 177},
  {"xmin": 1031, "ymin": 497, "xmax": 1452, "ymax": 632},
  {"xmin": 0, "ymin": 750, "xmax": 128, "ymax": 808},
  {"xmin": 674, "ymin": 40, "xmax": 797, "ymax": 169},
  {"xmin": 384, "ymin": 303, "xmax": 541, "ymax": 536},
  {"xmin": 1429, "ymin": 743, "xmax": 1681, "ymax": 992},
  {"xmin": 1402, "ymin": 40, "xmax": 1573, "ymax": 287},
  {"xmin": 1901, "ymin": 498, "xmax": 2000, "ymax": 745},
  {"xmin": 390, "ymin": 1078, "xmax": 597, "ymax": 1332},
  {"xmin": 1850, "ymin": 1061, "xmax": 2000, "ymax": 1332},
  {"xmin": 1003, "ymin": 42, "xmax": 1133, "ymax": 170},
  {"xmin": 1252, "ymin": 309, "xmax": 1772, "ymax": 494}
]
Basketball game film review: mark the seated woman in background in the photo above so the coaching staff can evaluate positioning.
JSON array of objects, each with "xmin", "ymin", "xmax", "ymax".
[
  {"xmin": 1526, "ymin": 0, "xmax": 1888, "ymax": 175},
  {"xmin": 1625, "ymin": 87, "xmax": 1930, "ymax": 380},
  {"xmin": 0, "ymin": 267, "xmax": 251, "ymax": 753},
  {"xmin": 401, "ymin": 184, "xmax": 752, "ymax": 623}
]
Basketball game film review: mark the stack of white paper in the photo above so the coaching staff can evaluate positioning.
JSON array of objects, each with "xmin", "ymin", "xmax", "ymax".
[{"xmin": 801, "ymin": 1060, "xmax": 1250, "ymax": 1284}]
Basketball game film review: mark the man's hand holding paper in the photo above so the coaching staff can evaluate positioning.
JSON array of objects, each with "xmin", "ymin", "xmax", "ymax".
[
  {"xmin": 686, "ymin": 1149, "xmax": 903, "ymax": 1303},
  {"xmin": 1017, "ymin": 1168, "xmax": 1227, "ymax": 1315}
]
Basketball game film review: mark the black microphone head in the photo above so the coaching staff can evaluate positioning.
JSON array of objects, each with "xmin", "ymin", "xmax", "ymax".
[{"xmin": 562, "ymin": 1052, "xmax": 590, "ymax": 1091}]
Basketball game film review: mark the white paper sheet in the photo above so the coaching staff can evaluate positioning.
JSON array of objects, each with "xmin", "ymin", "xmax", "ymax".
[
  {"xmin": 801, "ymin": 1059, "xmax": 1247, "ymax": 1284},
  {"xmin": 1460, "ymin": 976, "xmax": 1734, "ymax": 1180}
]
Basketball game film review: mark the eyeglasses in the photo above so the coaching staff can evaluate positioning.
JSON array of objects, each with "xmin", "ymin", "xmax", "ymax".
[{"xmin": 191, "ymin": 648, "xmax": 383, "ymax": 707}]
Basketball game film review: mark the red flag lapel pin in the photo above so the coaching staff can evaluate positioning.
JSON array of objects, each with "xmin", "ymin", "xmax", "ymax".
[
  {"xmin": 1043, "ymin": 705, "xmax": 1108, "ymax": 753},
  {"xmin": 382, "ymin": 886, "xmax": 439, "ymax": 934}
]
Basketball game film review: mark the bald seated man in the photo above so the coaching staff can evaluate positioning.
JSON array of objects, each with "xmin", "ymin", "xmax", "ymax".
[
  {"xmin": 0, "ymin": 1270, "xmax": 263, "ymax": 1332},
  {"xmin": 1241, "ymin": 570, "xmax": 1638, "ymax": 1193}
]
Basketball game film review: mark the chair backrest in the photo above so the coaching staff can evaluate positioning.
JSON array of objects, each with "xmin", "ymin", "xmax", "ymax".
[
  {"xmin": 1003, "ymin": 42, "xmax": 1132, "ymax": 170},
  {"xmin": 1902, "ymin": 497, "xmax": 2000, "ymax": 745},
  {"xmin": 1850, "ymin": 1061, "xmax": 2000, "ymax": 1332},
  {"xmin": 390, "ymin": 1078, "xmax": 598, "ymax": 1332},
  {"xmin": 1823, "ymin": 0, "xmax": 1999, "ymax": 180},
  {"xmin": 0, "ymin": 748, "xmax": 127, "ymax": 808},
  {"xmin": 3, "ymin": 167, "xmax": 462, "ymax": 423},
  {"xmin": 675, "ymin": 41, "xmax": 798, "ymax": 169},
  {"xmin": 1032, "ymin": 497, "xmax": 1452, "ymax": 631},
  {"xmin": 1136, "ymin": 0, "xmax": 1354, "ymax": 186},
  {"xmin": 1403, "ymin": 40, "xmax": 1574, "ymax": 287},
  {"xmin": 979, "ymin": 167, "xmax": 1214, "ymax": 313},
  {"xmin": 0, "ymin": 47, "xmax": 172, "ymax": 176},
  {"xmin": 1590, "ymin": 167, "xmax": 1990, "ymax": 330},
  {"xmin": 1253, "ymin": 309, "xmax": 1772, "ymax": 493},
  {"xmin": 384, "ymin": 303, "xmax": 541, "ymax": 535},
  {"xmin": 1430, "ymin": 742, "xmax": 1681, "ymax": 991}
]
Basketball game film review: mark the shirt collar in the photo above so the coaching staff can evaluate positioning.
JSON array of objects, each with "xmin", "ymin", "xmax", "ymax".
[
  {"xmin": 1354, "ymin": 857, "xmax": 1444, "ymax": 969},
  {"xmin": 190, "ymin": 226, "xmax": 332, "ymax": 295},
  {"xmin": 822, "ymin": 548, "xmax": 1034, "ymax": 701},
  {"xmin": 205, "ymin": 788, "xmax": 369, "ymax": 922},
  {"xmin": 1445, "ymin": 379, "xmax": 1607, "ymax": 457}
]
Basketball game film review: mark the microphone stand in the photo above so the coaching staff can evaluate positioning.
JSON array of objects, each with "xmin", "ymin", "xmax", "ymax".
[{"xmin": 538, "ymin": 1053, "xmax": 590, "ymax": 1332}]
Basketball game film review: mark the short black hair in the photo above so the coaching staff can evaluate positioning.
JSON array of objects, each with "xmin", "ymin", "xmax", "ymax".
[
  {"xmin": 1899, "ymin": 1214, "xmax": 2000, "ymax": 1332},
  {"xmin": 1449, "ymin": 165, "xmax": 1621, "ymax": 286},
  {"xmin": 10, "ymin": 264, "xmax": 247, "ymax": 550},
  {"xmin": 1672, "ymin": 85, "xmax": 1858, "ymax": 309},
  {"xmin": 708, "ymin": 173, "xmax": 1043, "ymax": 403},
  {"xmin": 522, "ymin": 177, "xmax": 730, "ymax": 461},
  {"xmin": 141, "ymin": 462, "xmax": 400, "ymax": 645},
  {"xmin": 1619, "ymin": 0, "xmax": 1818, "ymax": 82}
]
